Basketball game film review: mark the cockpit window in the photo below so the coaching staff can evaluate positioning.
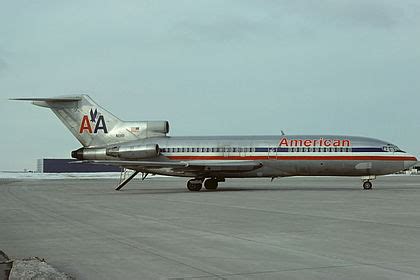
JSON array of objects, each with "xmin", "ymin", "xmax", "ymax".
[{"xmin": 383, "ymin": 144, "xmax": 405, "ymax": 153}]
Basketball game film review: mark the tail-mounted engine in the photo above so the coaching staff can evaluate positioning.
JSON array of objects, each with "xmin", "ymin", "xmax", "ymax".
[
  {"xmin": 106, "ymin": 144, "xmax": 159, "ymax": 159},
  {"xmin": 114, "ymin": 121, "xmax": 169, "ymax": 139},
  {"xmin": 72, "ymin": 144, "xmax": 160, "ymax": 160}
]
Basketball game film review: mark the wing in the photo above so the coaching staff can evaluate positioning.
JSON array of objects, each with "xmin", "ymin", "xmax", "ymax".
[{"xmin": 77, "ymin": 160, "xmax": 263, "ymax": 173}]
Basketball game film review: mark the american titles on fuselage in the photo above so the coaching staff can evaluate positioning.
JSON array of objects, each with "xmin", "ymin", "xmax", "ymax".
[{"xmin": 279, "ymin": 138, "xmax": 351, "ymax": 147}]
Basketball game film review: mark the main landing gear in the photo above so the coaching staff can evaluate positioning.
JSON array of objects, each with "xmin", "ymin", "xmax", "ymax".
[
  {"xmin": 187, "ymin": 178, "xmax": 203, "ymax": 192},
  {"xmin": 187, "ymin": 178, "xmax": 223, "ymax": 191},
  {"xmin": 361, "ymin": 175, "xmax": 376, "ymax": 190}
]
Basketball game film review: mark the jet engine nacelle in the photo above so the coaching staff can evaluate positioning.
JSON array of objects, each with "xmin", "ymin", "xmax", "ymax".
[
  {"xmin": 112, "ymin": 121, "xmax": 170, "ymax": 140},
  {"xmin": 145, "ymin": 121, "xmax": 170, "ymax": 135},
  {"xmin": 71, "ymin": 147, "xmax": 109, "ymax": 160},
  {"xmin": 71, "ymin": 144, "xmax": 160, "ymax": 160},
  {"xmin": 106, "ymin": 144, "xmax": 160, "ymax": 159}
]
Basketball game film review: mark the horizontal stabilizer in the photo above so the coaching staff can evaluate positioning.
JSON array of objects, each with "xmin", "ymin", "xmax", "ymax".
[{"xmin": 10, "ymin": 96, "xmax": 82, "ymax": 102}]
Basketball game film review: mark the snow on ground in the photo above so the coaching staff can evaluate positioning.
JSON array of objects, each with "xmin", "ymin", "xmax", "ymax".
[{"xmin": 0, "ymin": 172, "xmax": 166, "ymax": 180}]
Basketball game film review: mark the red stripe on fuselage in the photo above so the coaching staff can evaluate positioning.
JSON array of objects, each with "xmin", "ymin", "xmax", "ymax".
[{"xmin": 167, "ymin": 155, "xmax": 417, "ymax": 161}]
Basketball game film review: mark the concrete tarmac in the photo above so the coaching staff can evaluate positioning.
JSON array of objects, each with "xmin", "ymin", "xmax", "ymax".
[{"xmin": 1, "ymin": 176, "xmax": 420, "ymax": 279}]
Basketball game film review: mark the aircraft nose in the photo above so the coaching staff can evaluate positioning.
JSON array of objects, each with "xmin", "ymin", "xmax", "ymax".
[{"xmin": 404, "ymin": 159, "xmax": 418, "ymax": 170}]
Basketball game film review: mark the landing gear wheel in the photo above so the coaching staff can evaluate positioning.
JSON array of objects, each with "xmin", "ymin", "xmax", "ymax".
[
  {"xmin": 187, "ymin": 179, "xmax": 203, "ymax": 192},
  {"xmin": 363, "ymin": 181, "xmax": 373, "ymax": 190},
  {"xmin": 204, "ymin": 179, "xmax": 218, "ymax": 190}
]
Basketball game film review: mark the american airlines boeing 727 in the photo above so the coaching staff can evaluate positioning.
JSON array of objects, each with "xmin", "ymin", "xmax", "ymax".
[{"xmin": 13, "ymin": 95, "xmax": 418, "ymax": 191}]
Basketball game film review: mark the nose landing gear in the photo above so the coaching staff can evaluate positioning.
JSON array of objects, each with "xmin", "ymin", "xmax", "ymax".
[
  {"xmin": 361, "ymin": 175, "xmax": 376, "ymax": 190},
  {"xmin": 363, "ymin": 181, "xmax": 373, "ymax": 190}
]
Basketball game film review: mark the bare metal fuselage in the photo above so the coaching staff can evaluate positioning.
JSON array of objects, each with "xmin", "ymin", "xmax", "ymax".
[
  {"xmin": 13, "ymin": 95, "xmax": 418, "ymax": 191},
  {"xmin": 122, "ymin": 135, "xmax": 417, "ymax": 178}
]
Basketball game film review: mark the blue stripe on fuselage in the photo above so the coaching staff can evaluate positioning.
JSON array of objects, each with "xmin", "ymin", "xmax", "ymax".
[
  {"xmin": 257, "ymin": 147, "xmax": 384, "ymax": 153},
  {"xmin": 161, "ymin": 147, "xmax": 386, "ymax": 153}
]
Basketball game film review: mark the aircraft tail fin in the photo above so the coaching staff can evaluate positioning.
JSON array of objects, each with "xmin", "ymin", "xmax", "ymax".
[{"xmin": 11, "ymin": 95, "xmax": 123, "ymax": 147}]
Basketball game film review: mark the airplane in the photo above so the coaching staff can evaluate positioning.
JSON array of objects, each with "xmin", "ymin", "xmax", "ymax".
[{"xmin": 13, "ymin": 95, "xmax": 418, "ymax": 191}]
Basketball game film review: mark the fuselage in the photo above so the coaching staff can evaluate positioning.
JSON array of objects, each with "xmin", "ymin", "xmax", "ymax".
[{"xmin": 127, "ymin": 135, "xmax": 418, "ymax": 178}]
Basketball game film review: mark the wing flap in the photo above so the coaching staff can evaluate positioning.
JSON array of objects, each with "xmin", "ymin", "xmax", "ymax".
[{"xmin": 185, "ymin": 161, "xmax": 263, "ymax": 172}]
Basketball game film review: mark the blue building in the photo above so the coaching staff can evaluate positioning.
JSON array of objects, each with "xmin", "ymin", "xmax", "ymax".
[{"xmin": 37, "ymin": 159, "xmax": 121, "ymax": 173}]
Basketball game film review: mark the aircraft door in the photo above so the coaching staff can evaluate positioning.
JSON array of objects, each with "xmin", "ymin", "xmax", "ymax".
[
  {"xmin": 268, "ymin": 146, "xmax": 277, "ymax": 159},
  {"xmin": 223, "ymin": 146, "xmax": 231, "ymax": 158},
  {"xmin": 238, "ymin": 147, "xmax": 246, "ymax": 157}
]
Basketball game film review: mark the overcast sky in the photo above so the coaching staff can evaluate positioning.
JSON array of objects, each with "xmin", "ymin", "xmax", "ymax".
[{"xmin": 1, "ymin": 0, "xmax": 419, "ymax": 171}]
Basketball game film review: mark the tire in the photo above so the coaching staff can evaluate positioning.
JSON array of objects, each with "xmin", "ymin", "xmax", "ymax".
[
  {"xmin": 204, "ymin": 179, "xmax": 218, "ymax": 190},
  {"xmin": 187, "ymin": 180, "xmax": 202, "ymax": 192},
  {"xmin": 363, "ymin": 181, "xmax": 372, "ymax": 190}
]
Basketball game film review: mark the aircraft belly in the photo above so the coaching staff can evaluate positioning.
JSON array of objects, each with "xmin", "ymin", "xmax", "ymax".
[
  {"xmin": 133, "ymin": 159, "xmax": 405, "ymax": 178},
  {"xmin": 273, "ymin": 160, "xmax": 404, "ymax": 176}
]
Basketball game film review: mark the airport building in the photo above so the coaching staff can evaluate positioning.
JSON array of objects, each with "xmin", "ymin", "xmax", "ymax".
[{"xmin": 37, "ymin": 159, "xmax": 120, "ymax": 173}]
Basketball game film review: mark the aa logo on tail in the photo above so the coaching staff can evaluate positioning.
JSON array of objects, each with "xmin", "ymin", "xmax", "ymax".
[{"xmin": 79, "ymin": 108, "xmax": 108, "ymax": 134}]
